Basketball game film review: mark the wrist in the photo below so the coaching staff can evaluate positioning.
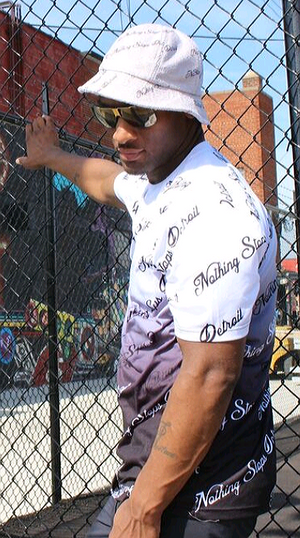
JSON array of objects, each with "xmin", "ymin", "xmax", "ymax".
[
  {"xmin": 130, "ymin": 479, "xmax": 165, "ymax": 523},
  {"xmin": 46, "ymin": 146, "xmax": 65, "ymax": 169}
]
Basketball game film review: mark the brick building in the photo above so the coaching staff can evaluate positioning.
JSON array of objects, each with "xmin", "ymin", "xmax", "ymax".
[
  {"xmin": 0, "ymin": 4, "xmax": 109, "ymax": 146},
  {"xmin": 203, "ymin": 71, "xmax": 278, "ymax": 211},
  {"xmin": 0, "ymin": 4, "xmax": 112, "ymax": 309}
]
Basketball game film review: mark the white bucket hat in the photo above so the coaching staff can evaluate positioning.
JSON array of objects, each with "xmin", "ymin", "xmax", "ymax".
[{"xmin": 78, "ymin": 23, "xmax": 210, "ymax": 125}]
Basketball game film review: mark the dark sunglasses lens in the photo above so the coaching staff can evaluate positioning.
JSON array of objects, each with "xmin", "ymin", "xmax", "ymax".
[
  {"xmin": 125, "ymin": 108, "xmax": 157, "ymax": 127},
  {"xmin": 93, "ymin": 107, "xmax": 117, "ymax": 128},
  {"xmin": 121, "ymin": 111, "xmax": 143, "ymax": 126},
  {"xmin": 92, "ymin": 106, "xmax": 157, "ymax": 128}
]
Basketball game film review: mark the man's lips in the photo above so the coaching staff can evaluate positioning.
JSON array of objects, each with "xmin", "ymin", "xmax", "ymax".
[{"xmin": 117, "ymin": 148, "xmax": 144, "ymax": 162}]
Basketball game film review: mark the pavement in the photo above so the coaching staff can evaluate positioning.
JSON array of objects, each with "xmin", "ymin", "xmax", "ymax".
[
  {"xmin": 0, "ymin": 376, "xmax": 299, "ymax": 538},
  {"xmin": 270, "ymin": 374, "xmax": 300, "ymax": 426}
]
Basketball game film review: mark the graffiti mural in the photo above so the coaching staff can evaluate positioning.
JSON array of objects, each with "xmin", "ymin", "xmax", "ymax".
[
  {"xmin": 0, "ymin": 120, "xmax": 130, "ymax": 393},
  {"xmin": 0, "ymin": 293, "xmax": 128, "ymax": 390}
]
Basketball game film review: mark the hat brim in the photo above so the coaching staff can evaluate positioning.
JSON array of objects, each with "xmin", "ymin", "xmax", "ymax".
[{"xmin": 78, "ymin": 69, "xmax": 210, "ymax": 126}]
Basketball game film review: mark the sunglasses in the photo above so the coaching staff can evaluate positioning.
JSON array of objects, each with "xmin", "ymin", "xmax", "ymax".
[{"xmin": 91, "ymin": 105, "xmax": 157, "ymax": 129}]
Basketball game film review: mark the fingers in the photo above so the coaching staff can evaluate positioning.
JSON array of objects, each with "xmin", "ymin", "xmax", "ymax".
[
  {"xmin": 27, "ymin": 115, "xmax": 55, "ymax": 133},
  {"xmin": 15, "ymin": 155, "xmax": 43, "ymax": 169},
  {"xmin": 42, "ymin": 114, "xmax": 55, "ymax": 127},
  {"xmin": 15, "ymin": 115, "xmax": 58, "ymax": 169},
  {"xmin": 15, "ymin": 156, "xmax": 27, "ymax": 166}
]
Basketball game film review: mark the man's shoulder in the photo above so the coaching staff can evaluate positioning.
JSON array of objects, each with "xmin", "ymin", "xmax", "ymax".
[{"xmin": 183, "ymin": 141, "xmax": 231, "ymax": 179}]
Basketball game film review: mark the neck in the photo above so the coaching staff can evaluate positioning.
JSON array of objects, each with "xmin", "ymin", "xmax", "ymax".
[
  {"xmin": 149, "ymin": 121, "xmax": 205, "ymax": 185},
  {"xmin": 172, "ymin": 122, "xmax": 204, "ymax": 168},
  {"xmin": 190, "ymin": 122, "xmax": 205, "ymax": 147}
]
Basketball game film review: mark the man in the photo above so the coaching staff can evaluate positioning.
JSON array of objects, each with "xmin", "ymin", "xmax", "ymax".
[{"xmin": 17, "ymin": 23, "xmax": 277, "ymax": 538}]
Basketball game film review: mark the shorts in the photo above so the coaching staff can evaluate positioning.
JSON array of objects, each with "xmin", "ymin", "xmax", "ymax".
[{"xmin": 87, "ymin": 496, "xmax": 257, "ymax": 538}]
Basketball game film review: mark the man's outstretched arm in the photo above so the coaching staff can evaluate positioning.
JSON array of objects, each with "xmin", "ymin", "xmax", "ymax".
[{"xmin": 16, "ymin": 115, "xmax": 125, "ymax": 209}]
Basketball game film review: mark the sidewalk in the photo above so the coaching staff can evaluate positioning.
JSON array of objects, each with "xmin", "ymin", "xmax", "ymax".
[
  {"xmin": 0, "ymin": 377, "xmax": 299, "ymax": 538},
  {"xmin": 270, "ymin": 375, "xmax": 300, "ymax": 425},
  {"xmin": 0, "ymin": 491, "xmax": 108, "ymax": 538}
]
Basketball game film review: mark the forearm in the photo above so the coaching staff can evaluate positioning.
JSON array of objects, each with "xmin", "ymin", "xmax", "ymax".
[
  {"xmin": 43, "ymin": 146, "xmax": 124, "ymax": 207},
  {"xmin": 130, "ymin": 366, "xmax": 236, "ymax": 522},
  {"xmin": 16, "ymin": 115, "xmax": 124, "ymax": 208}
]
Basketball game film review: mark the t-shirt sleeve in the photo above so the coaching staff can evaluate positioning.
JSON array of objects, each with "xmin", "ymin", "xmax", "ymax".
[
  {"xmin": 114, "ymin": 171, "xmax": 129, "ymax": 206},
  {"xmin": 164, "ymin": 201, "xmax": 266, "ymax": 343},
  {"xmin": 114, "ymin": 172, "xmax": 146, "ymax": 213}
]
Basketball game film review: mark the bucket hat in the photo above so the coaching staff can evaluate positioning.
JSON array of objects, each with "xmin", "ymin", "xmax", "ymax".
[{"xmin": 78, "ymin": 23, "xmax": 209, "ymax": 125}]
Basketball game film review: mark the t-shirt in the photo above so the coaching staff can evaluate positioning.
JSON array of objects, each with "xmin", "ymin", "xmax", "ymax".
[{"xmin": 111, "ymin": 141, "xmax": 277, "ymax": 520}]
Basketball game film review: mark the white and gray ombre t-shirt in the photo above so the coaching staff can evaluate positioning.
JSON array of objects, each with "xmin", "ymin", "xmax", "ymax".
[{"xmin": 111, "ymin": 141, "xmax": 277, "ymax": 520}]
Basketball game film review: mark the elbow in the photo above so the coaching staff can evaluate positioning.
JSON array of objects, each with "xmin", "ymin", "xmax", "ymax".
[{"xmin": 206, "ymin": 369, "xmax": 240, "ymax": 397}]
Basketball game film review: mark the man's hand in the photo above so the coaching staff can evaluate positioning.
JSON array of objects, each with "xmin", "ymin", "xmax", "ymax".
[
  {"xmin": 16, "ymin": 115, "xmax": 60, "ymax": 169},
  {"xmin": 109, "ymin": 498, "xmax": 161, "ymax": 538}
]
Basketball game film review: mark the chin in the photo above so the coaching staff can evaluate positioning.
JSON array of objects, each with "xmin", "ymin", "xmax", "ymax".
[{"xmin": 122, "ymin": 162, "xmax": 145, "ymax": 176}]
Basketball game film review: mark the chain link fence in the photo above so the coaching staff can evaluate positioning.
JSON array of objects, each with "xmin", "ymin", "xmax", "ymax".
[{"xmin": 0, "ymin": 0, "xmax": 299, "ymax": 536}]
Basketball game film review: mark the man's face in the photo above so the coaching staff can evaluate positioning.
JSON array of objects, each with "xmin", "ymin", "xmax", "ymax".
[{"xmin": 92, "ymin": 97, "xmax": 198, "ymax": 184}]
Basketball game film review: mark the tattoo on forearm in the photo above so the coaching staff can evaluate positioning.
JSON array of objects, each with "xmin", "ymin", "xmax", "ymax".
[{"xmin": 153, "ymin": 420, "xmax": 176, "ymax": 459}]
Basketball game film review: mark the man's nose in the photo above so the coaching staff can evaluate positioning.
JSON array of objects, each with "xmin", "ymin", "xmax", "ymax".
[{"xmin": 112, "ymin": 117, "xmax": 138, "ymax": 146}]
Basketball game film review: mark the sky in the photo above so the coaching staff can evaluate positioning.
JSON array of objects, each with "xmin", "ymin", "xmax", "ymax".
[{"xmin": 11, "ymin": 0, "xmax": 297, "ymax": 253}]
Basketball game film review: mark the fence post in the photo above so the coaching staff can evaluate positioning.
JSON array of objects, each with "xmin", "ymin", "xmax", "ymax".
[
  {"xmin": 42, "ymin": 82, "xmax": 62, "ymax": 505},
  {"xmin": 282, "ymin": 0, "xmax": 300, "ymax": 281}
]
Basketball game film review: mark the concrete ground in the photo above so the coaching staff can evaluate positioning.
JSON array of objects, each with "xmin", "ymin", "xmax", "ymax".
[{"xmin": 0, "ymin": 377, "xmax": 299, "ymax": 538}]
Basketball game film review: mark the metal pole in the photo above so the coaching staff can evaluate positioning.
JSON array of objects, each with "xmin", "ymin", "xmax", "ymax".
[
  {"xmin": 42, "ymin": 82, "xmax": 62, "ymax": 504},
  {"xmin": 282, "ymin": 0, "xmax": 300, "ymax": 282}
]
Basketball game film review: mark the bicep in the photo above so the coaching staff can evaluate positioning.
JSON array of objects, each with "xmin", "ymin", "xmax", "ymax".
[
  {"xmin": 177, "ymin": 337, "xmax": 245, "ymax": 390},
  {"xmin": 79, "ymin": 157, "xmax": 126, "ymax": 209},
  {"xmin": 157, "ymin": 337, "xmax": 247, "ymax": 465}
]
